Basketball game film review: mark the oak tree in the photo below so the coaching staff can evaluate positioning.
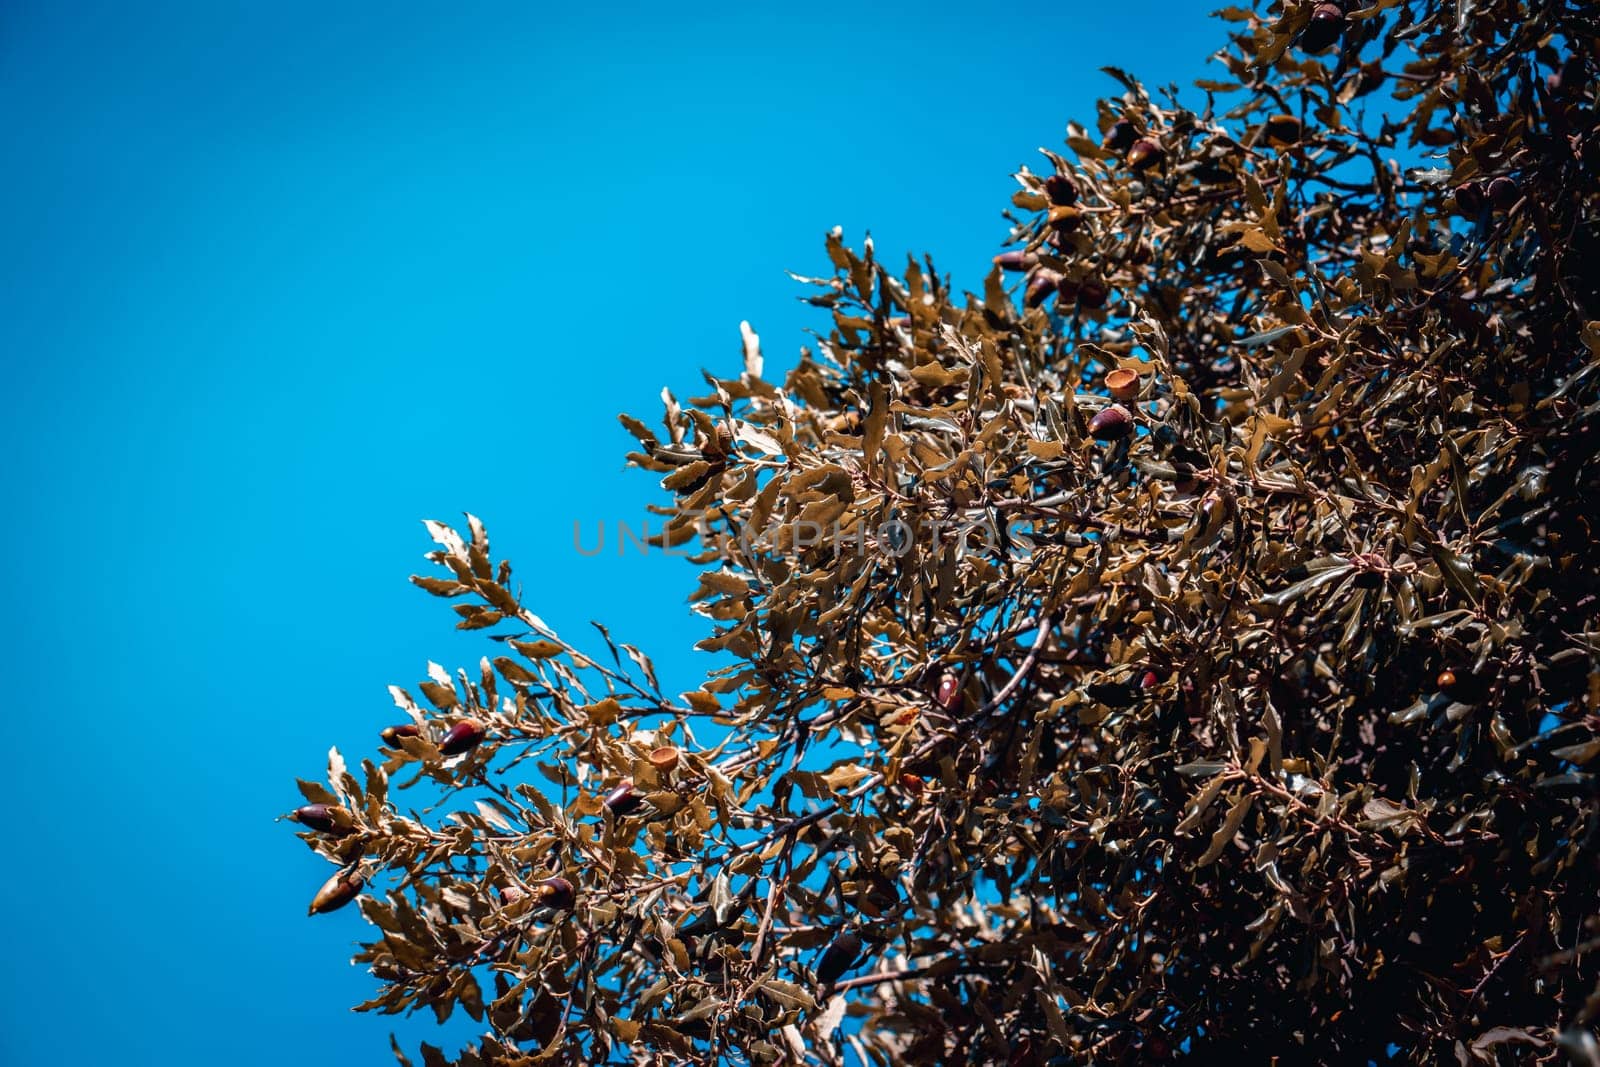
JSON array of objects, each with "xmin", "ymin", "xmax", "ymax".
[{"xmin": 287, "ymin": 2, "xmax": 1600, "ymax": 1062}]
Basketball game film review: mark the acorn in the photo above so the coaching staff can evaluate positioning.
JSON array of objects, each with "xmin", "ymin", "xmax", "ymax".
[
  {"xmin": 1299, "ymin": 3, "xmax": 1346, "ymax": 53},
  {"xmin": 1089, "ymin": 404, "xmax": 1135, "ymax": 441},
  {"xmin": 1104, "ymin": 119, "xmax": 1139, "ymax": 153},
  {"xmin": 934, "ymin": 672, "xmax": 963, "ymax": 712},
  {"xmin": 1126, "ymin": 138, "xmax": 1165, "ymax": 172},
  {"xmin": 815, "ymin": 929, "xmax": 864, "ymax": 987},
  {"xmin": 379, "ymin": 722, "xmax": 422, "ymax": 747},
  {"xmin": 1077, "ymin": 278, "xmax": 1110, "ymax": 309},
  {"xmin": 288, "ymin": 804, "xmax": 351, "ymax": 836},
  {"xmin": 1105, "ymin": 368, "xmax": 1141, "ymax": 402},
  {"xmin": 993, "ymin": 250, "xmax": 1034, "ymax": 272},
  {"xmin": 536, "ymin": 876, "xmax": 576, "ymax": 911},
  {"xmin": 898, "ymin": 773, "xmax": 927, "ymax": 797},
  {"xmin": 1264, "ymin": 113, "xmax": 1302, "ymax": 147},
  {"xmin": 1452, "ymin": 181, "xmax": 1485, "ymax": 217},
  {"xmin": 714, "ymin": 423, "xmax": 735, "ymax": 455},
  {"xmin": 1486, "ymin": 175, "xmax": 1519, "ymax": 211},
  {"xmin": 499, "ymin": 884, "xmax": 528, "ymax": 905},
  {"xmin": 1044, "ymin": 173, "xmax": 1078, "ymax": 206},
  {"xmin": 1048, "ymin": 204, "xmax": 1083, "ymax": 233},
  {"xmin": 438, "ymin": 717, "xmax": 486, "ymax": 756},
  {"xmin": 648, "ymin": 745, "xmax": 680, "ymax": 772},
  {"xmin": 308, "ymin": 869, "xmax": 364, "ymax": 916},
  {"xmin": 1025, "ymin": 273, "xmax": 1058, "ymax": 309},
  {"xmin": 1436, "ymin": 670, "xmax": 1458, "ymax": 693},
  {"xmin": 603, "ymin": 780, "xmax": 643, "ymax": 816},
  {"xmin": 1140, "ymin": 670, "xmax": 1161, "ymax": 690}
]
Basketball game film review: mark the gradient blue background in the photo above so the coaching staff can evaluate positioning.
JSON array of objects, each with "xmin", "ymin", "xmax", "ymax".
[{"xmin": 1, "ymin": 3, "xmax": 1215, "ymax": 1062}]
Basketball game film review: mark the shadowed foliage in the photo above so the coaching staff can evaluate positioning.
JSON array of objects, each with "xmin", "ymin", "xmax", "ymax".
[{"xmin": 287, "ymin": 2, "xmax": 1600, "ymax": 1062}]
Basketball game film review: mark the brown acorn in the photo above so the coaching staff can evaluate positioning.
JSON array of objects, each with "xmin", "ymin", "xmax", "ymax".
[
  {"xmin": 1025, "ymin": 273, "xmax": 1058, "ymax": 309},
  {"xmin": 536, "ymin": 876, "xmax": 576, "ymax": 911},
  {"xmin": 308, "ymin": 869, "xmax": 364, "ymax": 916},
  {"xmin": 379, "ymin": 722, "xmax": 422, "ymax": 747},
  {"xmin": 934, "ymin": 672, "xmax": 963, "ymax": 712},
  {"xmin": 898, "ymin": 773, "xmax": 927, "ymax": 797},
  {"xmin": 1452, "ymin": 181, "xmax": 1485, "ymax": 217},
  {"xmin": 1299, "ymin": 3, "xmax": 1346, "ymax": 52},
  {"xmin": 1486, "ymin": 176, "xmax": 1519, "ymax": 211},
  {"xmin": 1436, "ymin": 669, "xmax": 1458, "ymax": 693},
  {"xmin": 816, "ymin": 929, "xmax": 864, "ymax": 987},
  {"xmin": 1077, "ymin": 279, "xmax": 1110, "ymax": 309},
  {"xmin": 1126, "ymin": 138, "xmax": 1165, "ymax": 172},
  {"xmin": 1105, "ymin": 368, "xmax": 1140, "ymax": 402},
  {"xmin": 1055, "ymin": 275, "xmax": 1080, "ymax": 301},
  {"xmin": 603, "ymin": 780, "xmax": 643, "ymax": 816},
  {"xmin": 499, "ymin": 884, "xmax": 528, "ymax": 905},
  {"xmin": 1044, "ymin": 173, "xmax": 1078, "ymax": 206},
  {"xmin": 288, "ymin": 804, "xmax": 351, "ymax": 836},
  {"xmin": 1048, "ymin": 204, "xmax": 1083, "ymax": 233},
  {"xmin": 714, "ymin": 423, "xmax": 735, "ymax": 455},
  {"xmin": 1089, "ymin": 405, "xmax": 1135, "ymax": 441},
  {"xmin": 1264, "ymin": 113, "xmax": 1302, "ymax": 147},
  {"xmin": 438, "ymin": 717, "xmax": 486, "ymax": 756},
  {"xmin": 993, "ymin": 250, "xmax": 1033, "ymax": 272},
  {"xmin": 1104, "ymin": 118, "xmax": 1139, "ymax": 153},
  {"xmin": 648, "ymin": 745, "xmax": 680, "ymax": 772}
]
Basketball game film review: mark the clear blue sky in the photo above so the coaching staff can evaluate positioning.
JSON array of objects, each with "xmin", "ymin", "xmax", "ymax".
[{"xmin": 0, "ymin": 3, "xmax": 1217, "ymax": 1063}]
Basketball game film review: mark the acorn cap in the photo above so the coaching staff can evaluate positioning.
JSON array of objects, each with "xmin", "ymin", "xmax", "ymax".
[
  {"xmin": 1105, "ymin": 368, "xmax": 1141, "ymax": 402},
  {"xmin": 648, "ymin": 745, "xmax": 680, "ymax": 772}
]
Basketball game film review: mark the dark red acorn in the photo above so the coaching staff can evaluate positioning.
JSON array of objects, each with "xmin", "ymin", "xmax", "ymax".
[
  {"xmin": 438, "ymin": 717, "xmax": 486, "ymax": 756},
  {"xmin": 898, "ymin": 773, "xmax": 927, "ymax": 797},
  {"xmin": 1044, "ymin": 173, "xmax": 1078, "ymax": 206},
  {"xmin": 288, "ymin": 803, "xmax": 351, "ymax": 836},
  {"xmin": 1300, "ymin": 3, "xmax": 1346, "ymax": 52},
  {"xmin": 1264, "ymin": 113, "xmax": 1303, "ymax": 147},
  {"xmin": 379, "ymin": 722, "xmax": 422, "ymax": 747},
  {"xmin": 1105, "ymin": 119, "xmax": 1139, "ymax": 153},
  {"xmin": 993, "ymin": 250, "xmax": 1033, "ymax": 272},
  {"xmin": 604, "ymin": 780, "xmax": 643, "ymax": 816},
  {"xmin": 308, "ymin": 869, "xmax": 364, "ymax": 916},
  {"xmin": 934, "ymin": 672, "xmax": 963, "ymax": 712},
  {"xmin": 1126, "ymin": 138, "xmax": 1165, "ymax": 172},
  {"xmin": 1089, "ymin": 404, "xmax": 1135, "ymax": 441},
  {"xmin": 1452, "ymin": 181, "xmax": 1485, "ymax": 217},
  {"xmin": 536, "ymin": 876, "xmax": 576, "ymax": 910},
  {"xmin": 815, "ymin": 929, "xmax": 864, "ymax": 987},
  {"xmin": 1025, "ymin": 274, "xmax": 1058, "ymax": 309},
  {"xmin": 1487, "ymin": 176, "xmax": 1519, "ymax": 211},
  {"xmin": 1077, "ymin": 279, "xmax": 1110, "ymax": 309},
  {"xmin": 1141, "ymin": 670, "xmax": 1161, "ymax": 689}
]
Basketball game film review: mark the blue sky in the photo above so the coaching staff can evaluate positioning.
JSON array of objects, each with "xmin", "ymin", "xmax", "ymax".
[{"xmin": 0, "ymin": 2, "xmax": 1217, "ymax": 1062}]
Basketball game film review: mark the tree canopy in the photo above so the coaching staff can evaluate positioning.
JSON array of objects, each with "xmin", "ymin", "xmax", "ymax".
[{"xmin": 287, "ymin": 1, "xmax": 1600, "ymax": 1062}]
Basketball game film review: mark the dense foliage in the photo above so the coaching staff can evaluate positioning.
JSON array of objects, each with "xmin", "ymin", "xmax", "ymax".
[{"xmin": 287, "ymin": 2, "xmax": 1600, "ymax": 1062}]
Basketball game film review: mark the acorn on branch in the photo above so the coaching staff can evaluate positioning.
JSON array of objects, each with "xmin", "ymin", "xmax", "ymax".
[
  {"xmin": 1077, "ymin": 278, "xmax": 1111, "ymax": 309},
  {"xmin": 379, "ymin": 722, "xmax": 422, "ymax": 747},
  {"xmin": 536, "ymin": 876, "xmax": 576, "ymax": 911},
  {"xmin": 603, "ymin": 780, "xmax": 644, "ymax": 816},
  {"xmin": 934, "ymin": 672, "xmax": 963, "ymax": 712},
  {"xmin": 1486, "ymin": 175, "xmax": 1519, "ymax": 211},
  {"xmin": 438, "ymin": 717, "xmax": 487, "ymax": 756},
  {"xmin": 1299, "ymin": 3, "xmax": 1346, "ymax": 53},
  {"xmin": 1264, "ymin": 113, "xmax": 1303, "ymax": 147},
  {"xmin": 1452, "ymin": 181, "xmax": 1485, "ymax": 217},
  {"xmin": 1126, "ymin": 138, "xmax": 1165, "ymax": 172},
  {"xmin": 993, "ymin": 250, "xmax": 1034, "ymax": 272},
  {"xmin": 308, "ymin": 869, "xmax": 364, "ymax": 916},
  {"xmin": 1104, "ymin": 119, "xmax": 1139, "ymax": 153},
  {"xmin": 815, "ymin": 928, "xmax": 865, "ymax": 987},
  {"xmin": 1089, "ymin": 404, "xmax": 1136, "ymax": 441},
  {"xmin": 1044, "ymin": 173, "xmax": 1078, "ymax": 206},
  {"xmin": 287, "ymin": 804, "xmax": 353, "ymax": 837}
]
